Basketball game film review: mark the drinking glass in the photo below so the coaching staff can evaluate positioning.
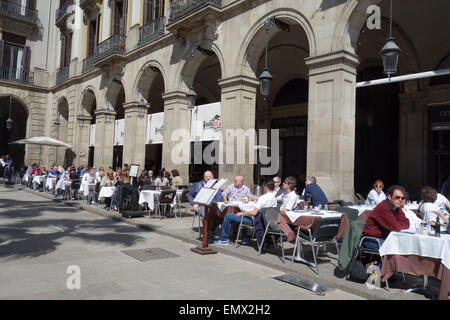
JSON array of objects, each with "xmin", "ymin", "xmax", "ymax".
[{"xmin": 323, "ymin": 204, "xmax": 328, "ymax": 212}]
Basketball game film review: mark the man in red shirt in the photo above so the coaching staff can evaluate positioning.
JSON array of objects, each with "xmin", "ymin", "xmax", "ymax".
[{"xmin": 362, "ymin": 185, "xmax": 410, "ymax": 250}]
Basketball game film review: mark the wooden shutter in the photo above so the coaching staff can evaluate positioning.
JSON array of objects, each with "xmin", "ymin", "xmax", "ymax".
[
  {"xmin": 22, "ymin": 46, "xmax": 31, "ymax": 72},
  {"xmin": 143, "ymin": 0, "xmax": 149, "ymax": 25},
  {"xmin": 60, "ymin": 34, "xmax": 66, "ymax": 69},
  {"xmin": 66, "ymin": 32, "xmax": 72, "ymax": 66},
  {"xmin": 122, "ymin": 0, "xmax": 128, "ymax": 36},
  {"xmin": 0, "ymin": 40, "xmax": 4, "ymax": 67}
]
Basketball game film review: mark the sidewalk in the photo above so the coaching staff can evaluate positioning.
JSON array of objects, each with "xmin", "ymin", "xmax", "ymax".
[{"xmin": 11, "ymin": 185, "xmax": 439, "ymax": 300}]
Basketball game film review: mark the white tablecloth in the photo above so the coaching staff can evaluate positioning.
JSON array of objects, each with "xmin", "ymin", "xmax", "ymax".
[
  {"xmin": 380, "ymin": 231, "xmax": 450, "ymax": 270},
  {"xmin": 216, "ymin": 201, "xmax": 258, "ymax": 212},
  {"xmin": 349, "ymin": 205, "xmax": 374, "ymax": 216},
  {"xmin": 80, "ymin": 182, "xmax": 96, "ymax": 197},
  {"xmin": 32, "ymin": 175, "xmax": 45, "ymax": 185},
  {"xmin": 99, "ymin": 187, "xmax": 116, "ymax": 199},
  {"xmin": 45, "ymin": 177, "xmax": 57, "ymax": 191},
  {"xmin": 285, "ymin": 210, "xmax": 342, "ymax": 223},
  {"xmin": 139, "ymin": 190, "xmax": 182, "ymax": 210},
  {"xmin": 404, "ymin": 203, "xmax": 420, "ymax": 211}
]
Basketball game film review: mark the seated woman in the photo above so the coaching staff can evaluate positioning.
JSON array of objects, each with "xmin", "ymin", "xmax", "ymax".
[
  {"xmin": 154, "ymin": 169, "xmax": 169, "ymax": 187},
  {"xmin": 419, "ymin": 186, "xmax": 449, "ymax": 225},
  {"xmin": 101, "ymin": 171, "xmax": 116, "ymax": 209},
  {"xmin": 365, "ymin": 180, "xmax": 386, "ymax": 207},
  {"xmin": 171, "ymin": 169, "xmax": 183, "ymax": 189},
  {"xmin": 112, "ymin": 173, "xmax": 131, "ymax": 212}
]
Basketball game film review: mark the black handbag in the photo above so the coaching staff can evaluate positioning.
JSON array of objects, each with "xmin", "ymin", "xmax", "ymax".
[{"xmin": 347, "ymin": 245, "xmax": 368, "ymax": 282}]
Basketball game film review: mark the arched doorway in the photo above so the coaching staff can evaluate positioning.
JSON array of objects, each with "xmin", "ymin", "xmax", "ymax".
[
  {"xmin": 113, "ymin": 85, "xmax": 125, "ymax": 169},
  {"xmin": 0, "ymin": 95, "xmax": 28, "ymax": 167},
  {"xmin": 55, "ymin": 98, "xmax": 69, "ymax": 166},
  {"xmin": 250, "ymin": 20, "xmax": 310, "ymax": 187},
  {"xmin": 81, "ymin": 89, "xmax": 97, "ymax": 168}
]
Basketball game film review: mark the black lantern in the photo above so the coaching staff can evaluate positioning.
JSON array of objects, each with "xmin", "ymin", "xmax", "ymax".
[
  {"xmin": 137, "ymin": 99, "xmax": 148, "ymax": 118},
  {"xmin": 77, "ymin": 114, "xmax": 87, "ymax": 128},
  {"xmin": 259, "ymin": 68, "xmax": 273, "ymax": 100},
  {"xmin": 381, "ymin": 0, "xmax": 400, "ymax": 77},
  {"xmin": 6, "ymin": 95, "xmax": 12, "ymax": 131},
  {"xmin": 186, "ymin": 87, "xmax": 197, "ymax": 110},
  {"xmin": 54, "ymin": 110, "xmax": 61, "ymax": 126}
]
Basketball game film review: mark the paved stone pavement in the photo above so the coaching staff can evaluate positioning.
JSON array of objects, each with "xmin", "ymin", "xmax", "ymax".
[{"xmin": 0, "ymin": 185, "xmax": 365, "ymax": 300}]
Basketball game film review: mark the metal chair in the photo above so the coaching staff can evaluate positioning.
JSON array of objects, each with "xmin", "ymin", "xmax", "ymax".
[
  {"xmin": 235, "ymin": 214, "xmax": 256, "ymax": 247},
  {"xmin": 356, "ymin": 193, "xmax": 365, "ymax": 201},
  {"xmin": 176, "ymin": 188, "xmax": 190, "ymax": 217},
  {"xmin": 336, "ymin": 206, "xmax": 359, "ymax": 221},
  {"xmin": 154, "ymin": 190, "xmax": 177, "ymax": 219},
  {"xmin": 291, "ymin": 217, "xmax": 341, "ymax": 275},
  {"xmin": 258, "ymin": 207, "xmax": 288, "ymax": 263},
  {"xmin": 341, "ymin": 201, "xmax": 354, "ymax": 207},
  {"xmin": 356, "ymin": 199, "xmax": 366, "ymax": 205}
]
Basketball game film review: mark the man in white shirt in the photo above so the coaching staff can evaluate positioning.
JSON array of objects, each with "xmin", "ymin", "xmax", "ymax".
[
  {"xmin": 215, "ymin": 181, "xmax": 277, "ymax": 246},
  {"xmin": 419, "ymin": 187, "xmax": 449, "ymax": 225},
  {"xmin": 280, "ymin": 176, "xmax": 299, "ymax": 214},
  {"xmin": 434, "ymin": 192, "xmax": 450, "ymax": 212},
  {"xmin": 272, "ymin": 176, "xmax": 284, "ymax": 200}
]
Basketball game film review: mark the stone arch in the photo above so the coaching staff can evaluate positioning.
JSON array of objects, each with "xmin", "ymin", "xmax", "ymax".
[
  {"xmin": 81, "ymin": 87, "xmax": 97, "ymax": 116},
  {"xmin": 331, "ymin": 0, "xmax": 383, "ymax": 54},
  {"xmin": 175, "ymin": 43, "xmax": 224, "ymax": 93},
  {"xmin": 133, "ymin": 60, "xmax": 167, "ymax": 103},
  {"xmin": 103, "ymin": 78, "xmax": 125, "ymax": 112},
  {"xmin": 236, "ymin": 8, "xmax": 316, "ymax": 79}
]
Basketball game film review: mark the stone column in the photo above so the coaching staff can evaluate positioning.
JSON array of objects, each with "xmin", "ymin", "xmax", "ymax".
[
  {"xmin": 122, "ymin": 102, "xmax": 147, "ymax": 171},
  {"xmin": 74, "ymin": 116, "xmax": 92, "ymax": 167},
  {"xmin": 218, "ymin": 75, "xmax": 259, "ymax": 189},
  {"xmin": 161, "ymin": 91, "xmax": 190, "ymax": 184},
  {"xmin": 398, "ymin": 89, "xmax": 427, "ymax": 197},
  {"xmin": 94, "ymin": 109, "xmax": 116, "ymax": 168},
  {"xmin": 304, "ymin": 51, "xmax": 359, "ymax": 202}
]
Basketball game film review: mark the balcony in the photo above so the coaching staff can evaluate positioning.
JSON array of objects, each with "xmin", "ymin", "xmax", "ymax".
[
  {"xmin": 82, "ymin": 55, "xmax": 96, "ymax": 74},
  {"xmin": 93, "ymin": 35, "xmax": 126, "ymax": 68},
  {"xmin": 55, "ymin": 1, "xmax": 74, "ymax": 27},
  {"xmin": 80, "ymin": 0, "xmax": 100, "ymax": 11},
  {"xmin": 0, "ymin": 0, "xmax": 39, "ymax": 27},
  {"xmin": 167, "ymin": 0, "xmax": 222, "ymax": 30},
  {"xmin": 55, "ymin": 66, "xmax": 69, "ymax": 85},
  {"xmin": 138, "ymin": 17, "xmax": 166, "ymax": 47},
  {"xmin": 0, "ymin": 65, "xmax": 34, "ymax": 85}
]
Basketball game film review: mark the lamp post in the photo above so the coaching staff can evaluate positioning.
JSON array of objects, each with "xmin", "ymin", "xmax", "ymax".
[
  {"xmin": 54, "ymin": 109, "xmax": 61, "ymax": 165},
  {"xmin": 259, "ymin": 18, "xmax": 273, "ymax": 100},
  {"xmin": 381, "ymin": 0, "xmax": 401, "ymax": 78},
  {"xmin": 137, "ymin": 99, "xmax": 148, "ymax": 119},
  {"xmin": 6, "ymin": 95, "xmax": 12, "ymax": 131},
  {"xmin": 77, "ymin": 114, "xmax": 88, "ymax": 128}
]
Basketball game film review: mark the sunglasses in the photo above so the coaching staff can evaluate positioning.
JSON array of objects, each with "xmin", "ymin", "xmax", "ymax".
[
  {"xmin": 376, "ymin": 185, "xmax": 383, "ymax": 188},
  {"xmin": 393, "ymin": 196, "xmax": 405, "ymax": 200}
]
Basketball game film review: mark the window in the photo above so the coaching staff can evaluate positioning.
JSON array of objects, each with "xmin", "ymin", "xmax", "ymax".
[
  {"xmin": 143, "ymin": 0, "xmax": 164, "ymax": 25},
  {"xmin": 0, "ymin": 32, "xmax": 30, "ymax": 81},
  {"xmin": 111, "ymin": 0, "xmax": 128, "ymax": 36}
]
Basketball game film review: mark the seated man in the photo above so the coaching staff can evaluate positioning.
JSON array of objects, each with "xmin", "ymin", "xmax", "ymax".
[
  {"xmin": 434, "ymin": 191, "xmax": 450, "ymax": 213},
  {"xmin": 222, "ymin": 176, "xmax": 253, "ymax": 202},
  {"xmin": 187, "ymin": 170, "xmax": 222, "ymax": 224},
  {"xmin": 362, "ymin": 185, "xmax": 410, "ymax": 250},
  {"xmin": 272, "ymin": 176, "xmax": 285, "ymax": 202},
  {"xmin": 301, "ymin": 176, "xmax": 328, "ymax": 207},
  {"xmin": 215, "ymin": 181, "xmax": 277, "ymax": 245},
  {"xmin": 280, "ymin": 176, "xmax": 300, "ymax": 214}
]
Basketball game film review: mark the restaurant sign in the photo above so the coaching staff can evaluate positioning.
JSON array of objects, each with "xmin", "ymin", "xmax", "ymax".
[
  {"xmin": 89, "ymin": 124, "xmax": 95, "ymax": 147},
  {"xmin": 114, "ymin": 119, "xmax": 125, "ymax": 146},
  {"xmin": 428, "ymin": 105, "xmax": 450, "ymax": 123},
  {"xmin": 146, "ymin": 112, "xmax": 164, "ymax": 144},
  {"xmin": 191, "ymin": 102, "xmax": 221, "ymax": 141}
]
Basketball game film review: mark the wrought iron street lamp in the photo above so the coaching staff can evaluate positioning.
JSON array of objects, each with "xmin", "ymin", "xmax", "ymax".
[
  {"xmin": 381, "ymin": 0, "xmax": 401, "ymax": 78},
  {"xmin": 6, "ymin": 95, "xmax": 12, "ymax": 131},
  {"xmin": 186, "ymin": 87, "xmax": 197, "ymax": 110},
  {"xmin": 77, "ymin": 114, "xmax": 88, "ymax": 128},
  {"xmin": 137, "ymin": 99, "xmax": 148, "ymax": 118}
]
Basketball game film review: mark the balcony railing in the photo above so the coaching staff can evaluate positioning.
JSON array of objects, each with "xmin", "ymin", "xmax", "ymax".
[
  {"xmin": 82, "ymin": 55, "xmax": 95, "ymax": 73},
  {"xmin": 0, "ymin": 65, "xmax": 34, "ymax": 85},
  {"xmin": 0, "ymin": 0, "xmax": 39, "ymax": 26},
  {"xmin": 169, "ymin": 0, "xmax": 222, "ymax": 22},
  {"xmin": 94, "ymin": 34, "xmax": 126, "ymax": 64},
  {"xmin": 55, "ymin": 66, "xmax": 69, "ymax": 85},
  {"xmin": 138, "ymin": 17, "xmax": 166, "ymax": 47},
  {"xmin": 55, "ymin": 1, "xmax": 74, "ymax": 25}
]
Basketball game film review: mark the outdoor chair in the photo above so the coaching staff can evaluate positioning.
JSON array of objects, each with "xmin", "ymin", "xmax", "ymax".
[
  {"xmin": 175, "ymin": 185, "xmax": 188, "ymax": 190},
  {"xmin": 336, "ymin": 206, "xmax": 359, "ymax": 221},
  {"xmin": 141, "ymin": 184, "xmax": 156, "ymax": 190},
  {"xmin": 159, "ymin": 185, "xmax": 171, "ymax": 190},
  {"xmin": 235, "ymin": 214, "xmax": 256, "ymax": 247},
  {"xmin": 356, "ymin": 199, "xmax": 366, "ymax": 205},
  {"xmin": 70, "ymin": 179, "xmax": 81, "ymax": 200},
  {"xmin": 356, "ymin": 193, "xmax": 365, "ymax": 201},
  {"xmin": 327, "ymin": 202, "xmax": 341, "ymax": 211},
  {"xmin": 291, "ymin": 217, "xmax": 341, "ymax": 275},
  {"xmin": 258, "ymin": 207, "xmax": 288, "ymax": 263},
  {"xmin": 154, "ymin": 190, "xmax": 177, "ymax": 219},
  {"xmin": 176, "ymin": 188, "xmax": 190, "ymax": 217},
  {"xmin": 341, "ymin": 201, "xmax": 354, "ymax": 207}
]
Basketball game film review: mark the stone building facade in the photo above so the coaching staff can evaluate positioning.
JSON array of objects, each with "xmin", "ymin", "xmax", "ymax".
[{"xmin": 1, "ymin": 0, "xmax": 449, "ymax": 201}]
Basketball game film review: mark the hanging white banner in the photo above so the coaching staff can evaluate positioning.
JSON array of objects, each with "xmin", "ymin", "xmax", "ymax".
[
  {"xmin": 190, "ymin": 102, "xmax": 221, "ymax": 141},
  {"xmin": 114, "ymin": 119, "xmax": 125, "ymax": 146},
  {"xmin": 89, "ymin": 124, "xmax": 95, "ymax": 147},
  {"xmin": 146, "ymin": 112, "xmax": 164, "ymax": 144}
]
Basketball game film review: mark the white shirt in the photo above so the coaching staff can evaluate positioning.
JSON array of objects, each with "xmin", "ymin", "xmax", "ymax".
[
  {"xmin": 82, "ymin": 173, "xmax": 96, "ymax": 184},
  {"xmin": 434, "ymin": 193, "xmax": 449, "ymax": 210},
  {"xmin": 255, "ymin": 192, "xmax": 277, "ymax": 210},
  {"xmin": 365, "ymin": 189, "xmax": 386, "ymax": 206},
  {"xmin": 420, "ymin": 202, "xmax": 444, "ymax": 224},
  {"xmin": 0, "ymin": 159, "xmax": 5, "ymax": 167},
  {"xmin": 280, "ymin": 191, "xmax": 299, "ymax": 211}
]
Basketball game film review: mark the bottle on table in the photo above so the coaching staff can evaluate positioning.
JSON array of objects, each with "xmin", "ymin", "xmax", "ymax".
[{"xmin": 435, "ymin": 216, "xmax": 441, "ymax": 237}]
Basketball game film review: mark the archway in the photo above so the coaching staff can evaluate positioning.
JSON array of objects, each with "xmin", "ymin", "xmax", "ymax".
[
  {"xmin": 0, "ymin": 95, "xmax": 28, "ymax": 168},
  {"xmin": 55, "ymin": 98, "xmax": 69, "ymax": 167},
  {"xmin": 81, "ymin": 89, "xmax": 97, "ymax": 168},
  {"xmin": 113, "ymin": 84, "xmax": 125, "ymax": 170}
]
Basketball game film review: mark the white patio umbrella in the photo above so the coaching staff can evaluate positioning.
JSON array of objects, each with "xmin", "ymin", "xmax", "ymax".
[{"xmin": 9, "ymin": 136, "xmax": 72, "ymax": 165}]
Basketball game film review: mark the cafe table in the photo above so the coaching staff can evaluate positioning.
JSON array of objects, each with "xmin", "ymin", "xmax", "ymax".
[
  {"xmin": 380, "ymin": 230, "xmax": 450, "ymax": 300},
  {"xmin": 348, "ymin": 205, "xmax": 375, "ymax": 216},
  {"xmin": 278, "ymin": 210, "xmax": 342, "ymax": 264},
  {"xmin": 32, "ymin": 175, "xmax": 45, "ymax": 185},
  {"xmin": 138, "ymin": 189, "xmax": 182, "ymax": 211},
  {"xmin": 99, "ymin": 186, "xmax": 116, "ymax": 199}
]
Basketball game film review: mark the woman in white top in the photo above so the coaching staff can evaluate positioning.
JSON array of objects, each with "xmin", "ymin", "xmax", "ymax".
[
  {"xmin": 154, "ymin": 169, "xmax": 169, "ymax": 187},
  {"xmin": 419, "ymin": 187, "xmax": 449, "ymax": 225},
  {"xmin": 365, "ymin": 180, "xmax": 387, "ymax": 206}
]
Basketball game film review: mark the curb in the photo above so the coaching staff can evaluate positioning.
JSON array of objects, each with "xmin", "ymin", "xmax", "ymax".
[{"xmin": 12, "ymin": 185, "xmax": 419, "ymax": 300}]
